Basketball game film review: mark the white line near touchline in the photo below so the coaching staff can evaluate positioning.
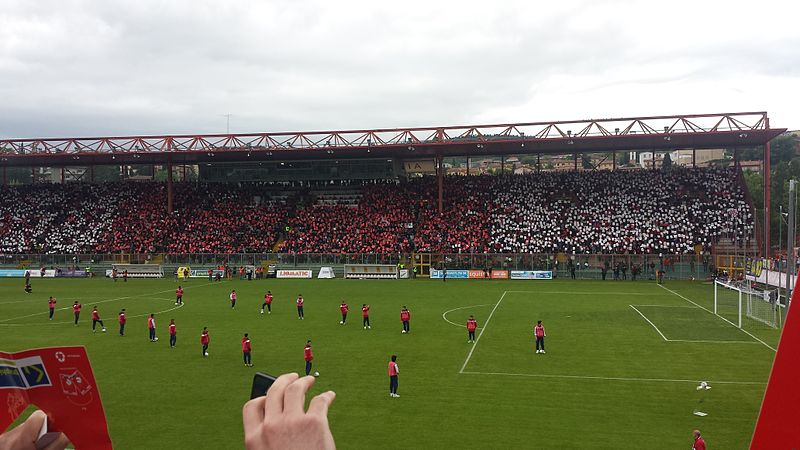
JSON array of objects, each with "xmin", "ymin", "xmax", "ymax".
[
  {"xmin": 629, "ymin": 305, "xmax": 668, "ymax": 341},
  {"xmin": 0, "ymin": 280, "xmax": 224, "ymax": 323},
  {"xmin": 629, "ymin": 305, "xmax": 758, "ymax": 344},
  {"xmin": 657, "ymin": 284, "xmax": 777, "ymax": 352},
  {"xmin": 442, "ymin": 304, "xmax": 493, "ymax": 328},
  {"xmin": 632, "ymin": 304, "xmax": 700, "ymax": 308},
  {"xmin": 505, "ymin": 290, "xmax": 656, "ymax": 296},
  {"xmin": 0, "ymin": 297, "xmax": 181, "ymax": 326},
  {"xmin": 460, "ymin": 370, "xmax": 766, "ymax": 386},
  {"xmin": 459, "ymin": 291, "xmax": 506, "ymax": 373}
]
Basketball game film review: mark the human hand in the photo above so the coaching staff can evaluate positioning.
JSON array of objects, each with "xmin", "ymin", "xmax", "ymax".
[
  {"xmin": 0, "ymin": 410, "xmax": 70, "ymax": 450},
  {"xmin": 243, "ymin": 373, "xmax": 336, "ymax": 450}
]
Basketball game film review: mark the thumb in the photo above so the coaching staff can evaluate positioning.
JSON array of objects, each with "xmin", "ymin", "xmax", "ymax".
[
  {"xmin": 307, "ymin": 391, "xmax": 336, "ymax": 418},
  {"xmin": 7, "ymin": 410, "xmax": 46, "ymax": 449}
]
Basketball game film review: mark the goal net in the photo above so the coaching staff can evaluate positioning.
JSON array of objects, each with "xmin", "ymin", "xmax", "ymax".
[{"xmin": 714, "ymin": 280, "xmax": 781, "ymax": 330}]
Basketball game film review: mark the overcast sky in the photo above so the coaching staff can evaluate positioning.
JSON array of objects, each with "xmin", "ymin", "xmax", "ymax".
[{"xmin": 1, "ymin": 0, "xmax": 798, "ymax": 139}]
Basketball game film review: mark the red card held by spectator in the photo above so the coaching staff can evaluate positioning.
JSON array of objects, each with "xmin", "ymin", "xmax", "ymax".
[{"xmin": 0, "ymin": 346, "xmax": 112, "ymax": 450}]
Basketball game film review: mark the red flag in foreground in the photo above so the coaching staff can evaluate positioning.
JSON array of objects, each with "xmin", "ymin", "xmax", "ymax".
[
  {"xmin": 750, "ymin": 279, "xmax": 800, "ymax": 449},
  {"xmin": 0, "ymin": 346, "xmax": 112, "ymax": 450}
]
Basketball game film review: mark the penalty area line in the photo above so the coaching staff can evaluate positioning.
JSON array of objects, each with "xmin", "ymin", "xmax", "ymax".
[
  {"xmin": 629, "ymin": 305, "xmax": 668, "ymax": 341},
  {"xmin": 459, "ymin": 291, "xmax": 506, "ymax": 373},
  {"xmin": 657, "ymin": 284, "xmax": 777, "ymax": 352},
  {"xmin": 460, "ymin": 371, "xmax": 767, "ymax": 386}
]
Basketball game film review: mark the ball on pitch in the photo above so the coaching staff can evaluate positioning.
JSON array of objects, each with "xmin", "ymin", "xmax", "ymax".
[{"xmin": 314, "ymin": 371, "xmax": 320, "ymax": 377}]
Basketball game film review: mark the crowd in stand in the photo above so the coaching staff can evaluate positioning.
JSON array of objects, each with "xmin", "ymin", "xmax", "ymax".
[
  {"xmin": 0, "ymin": 168, "xmax": 753, "ymax": 255},
  {"xmin": 490, "ymin": 168, "xmax": 752, "ymax": 254}
]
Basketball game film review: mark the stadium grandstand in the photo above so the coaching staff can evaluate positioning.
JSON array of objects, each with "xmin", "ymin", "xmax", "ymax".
[{"xmin": 0, "ymin": 111, "xmax": 785, "ymax": 278}]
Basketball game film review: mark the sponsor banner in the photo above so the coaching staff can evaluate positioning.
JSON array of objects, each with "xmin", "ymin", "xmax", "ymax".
[
  {"xmin": 0, "ymin": 269, "xmax": 59, "ymax": 278},
  {"xmin": 0, "ymin": 269, "xmax": 26, "ymax": 278},
  {"xmin": 510, "ymin": 270, "xmax": 553, "ymax": 280},
  {"xmin": 189, "ymin": 269, "xmax": 225, "ymax": 278},
  {"xmin": 25, "ymin": 270, "xmax": 57, "ymax": 278},
  {"xmin": 57, "ymin": 270, "xmax": 87, "ymax": 278},
  {"xmin": 399, "ymin": 269, "xmax": 409, "ymax": 279},
  {"xmin": 430, "ymin": 269, "xmax": 469, "ymax": 279},
  {"xmin": 0, "ymin": 346, "xmax": 113, "ymax": 450},
  {"xmin": 318, "ymin": 267, "xmax": 335, "ymax": 279},
  {"xmin": 468, "ymin": 270, "xmax": 487, "ymax": 279},
  {"xmin": 277, "ymin": 269, "xmax": 313, "ymax": 279},
  {"xmin": 491, "ymin": 270, "xmax": 509, "ymax": 279}
]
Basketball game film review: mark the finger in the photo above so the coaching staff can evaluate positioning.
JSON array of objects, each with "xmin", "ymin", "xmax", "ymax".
[
  {"xmin": 307, "ymin": 391, "xmax": 336, "ymax": 418},
  {"xmin": 283, "ymin": 376, "xmax": 316, "ymax": 415},
  {"xmin": 42, "ymin": 432, "xmax": 70, "ymax": 450},
  {"xmin": 14, "ymin": 409, "xmax": 47, "ymax": 447},
  {"xmin": 242, "ymin": 396, "xmax": 266, "ymax": 433},
  {"xmin": 265, "ymin": 373, "xmax": 299, "ymax": 417}
]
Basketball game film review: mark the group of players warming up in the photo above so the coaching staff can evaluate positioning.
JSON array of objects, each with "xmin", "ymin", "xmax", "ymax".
[{"xmin": 44, "ymin": 283, "xmax": 548, "ymax": 401}]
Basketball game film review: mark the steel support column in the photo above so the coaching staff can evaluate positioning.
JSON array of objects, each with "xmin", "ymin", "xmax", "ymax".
[
  {"xmin": 692, "ymin": 149, "xmax": 696, "ymax": 168},
  {"xmin": 765, "ymin": 117, "xmax": 771, "ymax": 258},
  {"xmin": 437, "ymin": 155, "xmax": 443, "ymax": 214},
  {"xmin": 612, "ymin": 151, "xmax": 616, "ymax": 171},
  {"xmin": 167, "ymin": 163, "xmax": 174, "ymax": 213}
]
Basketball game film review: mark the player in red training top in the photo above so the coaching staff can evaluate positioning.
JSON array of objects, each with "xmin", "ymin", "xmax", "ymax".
[
  {"xmin": 388, "ymin": 355, "xmax": 399, "ymax": 397},
  {"xmin": 91, "ymin": 306, "xmax": 106, "ymax": 333},
  {"xmin": 169, "ymin": 319, "xmax": 177, "ymax": 348},
  {"xmin": 466, "ymin": 315, "xmax": 478, "ymax": 343},
  {"xmin": 304, "ymin": 340, "xmax": 313, "ymax": 375},
  {"xmin": 692, "ymin": 430, "xmax": 705, "ymax": 450},
  {"xmin": 400, "ymin": 306, "xmax": 411, "ymax": 333},
  {"xmin": 362, "ymin": 304, "xmax": 371, "ymax": 329},
  {"xmin": 242, "ymin": 333, "xmax": 253, "ymax": 367},
  {"xmin": 200, "ymin": 327, "xmax": 210, "ymax": 356},
  {"xmin": 230, "ymin": 290, "xmax": 237, "ymax": 309},
  {"xmin": 123, "ymin": 270, "xmax": 128, "ymax": 282},
  {"xmin": 47, "ymin": 296, "xmax": 56, "ymax": 320},
  {"xmin": 175, "ymin": 286, "xmax": 184, "ymax": 305},
  {"xmin": 534, "ymin": 320, "xmax": 546, "ymax": 354},
  {"xmin": 148, "ymin": 314, "xmax": 158, "ymax": 342},
  {"xmin": 118, "ymin": 309, "xmax": 126, "ymax": 336},
  {"xmin": 296, "ymin": 295, "xmax": 304, "ymax": 320},
  {"xmin": 261, "ymin": 291, "xmax": 272, "ymax": 315},
  {"xmin": 72, "ymin": 301, "xmax": 81, "ymax": 326},
  {"xmin": 339, "ymin": 301, "xmax": 349, "ymax": 325}
]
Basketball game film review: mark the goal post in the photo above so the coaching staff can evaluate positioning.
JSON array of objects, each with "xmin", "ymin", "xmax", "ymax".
[{"xmin": 714, "ymin": 280, "xmax": 780, "ymax": 330}]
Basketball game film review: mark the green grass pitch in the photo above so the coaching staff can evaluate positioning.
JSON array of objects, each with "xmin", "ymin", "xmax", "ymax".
[{"xmin": 0, "ymin": 277, "xmax": 780, "ymax": 449}]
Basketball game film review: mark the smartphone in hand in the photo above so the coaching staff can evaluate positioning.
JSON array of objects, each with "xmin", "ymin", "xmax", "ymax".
[{"xmin": 250, "ymin": 372, "xmax": 277, "ymax": 399}]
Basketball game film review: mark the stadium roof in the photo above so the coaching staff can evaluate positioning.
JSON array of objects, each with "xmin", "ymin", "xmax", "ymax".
[{"xmin": 0, "ymin": 112, "xmax": 786, "ymax": 167}]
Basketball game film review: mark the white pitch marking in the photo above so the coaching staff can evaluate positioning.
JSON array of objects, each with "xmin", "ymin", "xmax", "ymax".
[
  {"xmin": 633, "ymin": 304, "xmax": 701, "ymax": 308},
  {"xmin": 459, "ymin": 291, "xmax": 506, "ymax": 373},
  {"xmin": 629, "ymin": 305, "xmax": 668, "ymax": 341},
  {"xmin": 665, "ymin": 339, "xmax": 758, "ymax": 344},
  {"xmin": 441, "ymin": 304, "xmax": 493, "ymax": 328},
  {"xmin": 0, "ymin": 297, "xmax": 181, "ymax": 326},
  {"xmin": 0, "ymin": 281, "xmax": 222, "ymax": 324},
  {"xmin": 506, "ymin": 290, "xmax": 655, "ymax": 296},
  {"xmin": 657, "ymin": 284, "xmax": 776, "ymax": 352},
  {"xmin": 460, "ymin": 370, "xmax": 767, "ymax": 386}
]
